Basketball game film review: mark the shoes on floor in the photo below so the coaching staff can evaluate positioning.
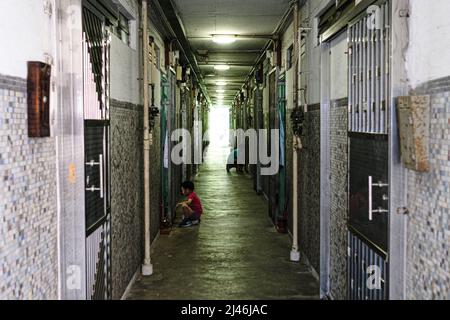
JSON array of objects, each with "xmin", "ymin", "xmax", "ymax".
[
  {"xmin": 179, "ymin": 217, "xmax": 201, "ymax": 228},
  {"xmin": 179, "ymin": 219, "xmax": 193, "ymax": 228}
]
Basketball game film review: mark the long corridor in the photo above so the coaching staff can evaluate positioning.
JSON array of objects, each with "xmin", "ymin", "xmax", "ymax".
[
  {"xmin": 3, "ymin": 0, "xmax": 450, "ymax": 302},
  {"xmin": 126, "ymin": 145, "xmax": 319, "ymax": 300}
]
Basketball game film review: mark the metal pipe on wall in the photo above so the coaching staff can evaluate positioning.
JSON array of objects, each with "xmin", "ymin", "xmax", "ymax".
[
  {"xmin": 142, "ymin": 0, "xmax": 153, "ymax": 276},
  {"xmin": 290, "ymin": 0, "xmax": 301, "ymax": 262}
]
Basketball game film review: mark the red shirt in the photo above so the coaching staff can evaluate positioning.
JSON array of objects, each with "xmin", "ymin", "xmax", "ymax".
[{"xmin": 187, "ymin": 192, "xmax": 203, "ymax": 216}]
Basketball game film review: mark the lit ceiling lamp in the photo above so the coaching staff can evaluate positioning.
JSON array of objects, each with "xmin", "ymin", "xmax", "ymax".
[
  {"xmin": 214, "ymin": 65, "xmax": 230, "ymax": 71},
  {"xmin": 216, "ymin": 89, "xmax": 225, "ymax": 93},
  {"xmin": 216, "ymin": 81, "xmax": 227, "ymax": 86},
  {"xmin": 212, "ymin": 35, "xmax": 236, "ymax": 44}
]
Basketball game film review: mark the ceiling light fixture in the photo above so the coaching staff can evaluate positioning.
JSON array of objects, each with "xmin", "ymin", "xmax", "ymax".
[
  {"xmin": 216, "ymin": 81, "xmax": 227, "ymax": 86},
  {"xmin": 216, "ymin": 89, "xmax": 225, "ymax": 93},
  {"xmin": 212, "ymin": 35, "xmax": 236, "ymax": 44},
  {"xmin": 214, "ymin": 65, "xmax": 230, "ymax": 71}
]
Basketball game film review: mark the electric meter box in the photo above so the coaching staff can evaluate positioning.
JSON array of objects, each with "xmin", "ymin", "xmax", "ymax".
[{"xmin": 397, "ymin": 95, "xmax": 430, "ymax": 172}]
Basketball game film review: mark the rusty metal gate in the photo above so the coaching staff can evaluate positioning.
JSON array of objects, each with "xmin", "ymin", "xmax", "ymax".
[
  {"xmin": 347, "ymin": 1, "xmax": 390, "ymax": 300},
  {"xmin": 82, "ymin": 1, "xmax": 112, "ymax": 300}
]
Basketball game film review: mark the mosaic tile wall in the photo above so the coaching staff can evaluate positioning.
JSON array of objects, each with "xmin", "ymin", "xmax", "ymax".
[
  {"xmin": 329, "ymin": 101, "xmax": 349, "ymax": 300},
  {"xmin": 298, "ymin": 108, "xmax": 321, "ymax": 273},
  {"xmin": 0, "ymin": 74, "xmax": 58, "ymax": 299},
  {"xmin": 406, "ymin": 77, "xmax": 450, "ymax": 300},
  {"xmin": 110, "ymin": 99, "xmax": 161, "ymax": 299},
  {"xmin": 285, "ymin": 106, "xmax": 321, "ymax": 275}
]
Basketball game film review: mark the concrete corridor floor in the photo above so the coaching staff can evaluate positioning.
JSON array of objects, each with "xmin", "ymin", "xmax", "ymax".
[{"xmin": 125, "ymin": 145, "xmax": 319, "ymax": 300}]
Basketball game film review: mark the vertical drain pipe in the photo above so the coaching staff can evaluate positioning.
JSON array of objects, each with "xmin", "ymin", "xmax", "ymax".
[
  {"xmin": 290, "ymin": 0, "xmax": 301, "ymax": 262},
  {"xmin": 142, "ymin": 0, "xmax": 153, "ymax": 276}
]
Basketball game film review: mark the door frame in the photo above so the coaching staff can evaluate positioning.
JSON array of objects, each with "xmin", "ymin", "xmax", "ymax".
[
  {"xmin": 318, "ymin": 0, "xmax": 408, "ymax": 299},
  {"xmin": 56, "ymin": 0, "xmax": 87, "ymax": 300},
  {"xmin": 319, "ymin": 40, "xmax": 331, "ymax": 298},
  {"xmin": 81, "ymin": 0, "xmax": 113, "ymax": 299},
  {"xmin": 387, "ymin": 0, "xmax": 409, "ymax": 300}
]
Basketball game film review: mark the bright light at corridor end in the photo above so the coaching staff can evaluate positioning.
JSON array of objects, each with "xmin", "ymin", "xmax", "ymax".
[
  {"xmin": 209, "ymin": 107, "xmax": 230, "ymax": 150},
  {"xmin": 212, "ymin": 34, "xmax": 236, "ymax": 44},
  {"xmin": 214, "ymin": 65, "xmax": 230, "ymax": 71}
]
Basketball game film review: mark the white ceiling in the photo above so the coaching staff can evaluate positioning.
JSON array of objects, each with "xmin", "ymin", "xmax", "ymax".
[{"xmin": 172, "ymin": 0, "xmax": 291, "ymax": 105}]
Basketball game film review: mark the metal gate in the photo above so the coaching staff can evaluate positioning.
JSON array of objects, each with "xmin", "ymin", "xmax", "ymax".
[
  {"xmin": 162, "ymin": 69, "xmax": 181, "ymax": 223},
  {"xmin": 348, "ymin": 2, "xmax": 390, "ymax": 134},
  {"xmin": 277, "ymin": 75, "xmax": 287, "ymax": 229},
  {"xmin": 253, "ymin": 88, "xmax": 263, "ymax": 194},
  {"xmin": 347, "ymin": 1, "xmax": 391, "ymax": 300},
  {"xmin": 264, "ymin": 68, "xmax": 277, "ymax": 213},
  {"xmin": 267, "ymin": 68, "xmax": 285, "ymax": 226},
  {"xmin": 82, "ymin": 2, "xmax": 111, "ymax": 300},
  {"xmin": 180, "ymin": 88, "xmax": 189, "ymax": 183}
]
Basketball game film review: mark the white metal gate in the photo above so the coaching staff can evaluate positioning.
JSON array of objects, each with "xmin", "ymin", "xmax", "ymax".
[
  {"xmin": 348, "ymin": 2, "xmax": 390, "ymax": 134},
  {"xmin": 347, "ymin": 0, "xmax": 391, "ymax": 300},
  {"xmin": 82, "ymin": 2, "xmax": 111, "ymax": 300}
]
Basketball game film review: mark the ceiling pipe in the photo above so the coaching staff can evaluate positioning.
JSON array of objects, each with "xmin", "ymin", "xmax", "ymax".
[
  {"xmin": 141, "ymin": 0, "xmax": 154, "ymax": 276},
  {"xmin": 233, "ymin": 1, "xmax": 296, "ymax": 101},
  {"xmin": 153, "ymin": 0, "xmax": 211, "ymax": 104}
]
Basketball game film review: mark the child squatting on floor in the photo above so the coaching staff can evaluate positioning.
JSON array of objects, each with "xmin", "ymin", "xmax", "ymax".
[{"xmin": 176, "ymin": 181, "xmax": 204, "ymax": 228}]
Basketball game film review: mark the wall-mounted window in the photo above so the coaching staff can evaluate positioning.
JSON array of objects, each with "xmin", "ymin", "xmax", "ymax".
[
  {"xmin": 287, "ymin": 44, "xmax": 294, "ymax": 70},
  {"xmin": 113, "ymin": 13, "xmax": 131, "ymax": 46},
  {"xmin": 149, "ymin": 37, "xmax": 161, "ymax": 70}
]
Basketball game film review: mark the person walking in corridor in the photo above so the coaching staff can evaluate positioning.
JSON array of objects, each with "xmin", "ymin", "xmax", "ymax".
[{"xmin": 176, "ymin": 181, "xmax": 204, "ymax": 228}]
